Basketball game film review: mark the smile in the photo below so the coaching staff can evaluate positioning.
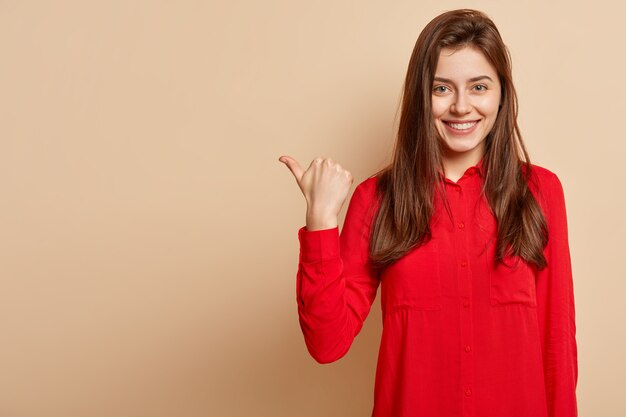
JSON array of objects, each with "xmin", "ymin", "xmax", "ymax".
[
  {"xmin": 443, "ymin": 120, "xmax": 480, "ymax": 135},
  {"xmin": 444, "ymin": 120, "xmax": 478, "ymax": 130}
]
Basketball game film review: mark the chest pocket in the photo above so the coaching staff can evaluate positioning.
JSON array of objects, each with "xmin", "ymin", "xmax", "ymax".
[
  {"xmin": 474, "ymin": 198, "xmax": 537, "ymax": 308},
  {"xmin": 381, "ymin": 238, "xmax": 442, "ymax": 313},
  {"xmin": 489, "ymin": 253, "xmax": 537, "ymax": 308}
]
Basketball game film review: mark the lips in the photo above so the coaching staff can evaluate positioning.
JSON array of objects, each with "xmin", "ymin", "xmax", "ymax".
[
  {"xmin": 443, "ymin": 119, "xmax": 480, "ymax": 134},
  {"xmin": 444, "ymin": 119, "xmax": 481, "ymax": 123},
  {"xmin": 444, "ymin": 119, "xmax": 480, "ymax": 129}
]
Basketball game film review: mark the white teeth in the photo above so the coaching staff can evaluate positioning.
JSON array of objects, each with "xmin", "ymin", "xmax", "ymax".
[{"xmin": 447, "ymin": 121, "xmax": 477, "ymax": 130}]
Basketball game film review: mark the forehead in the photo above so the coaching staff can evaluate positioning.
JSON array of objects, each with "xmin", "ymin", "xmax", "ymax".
[{"xmin": 435, "ymin": 46, "xmax": 498, "ymax": 79}]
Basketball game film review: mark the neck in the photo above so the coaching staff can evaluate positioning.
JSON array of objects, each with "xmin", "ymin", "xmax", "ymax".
[{"xmin": 441, "ymin": 148, "xmax": 484, "ymax": 182}]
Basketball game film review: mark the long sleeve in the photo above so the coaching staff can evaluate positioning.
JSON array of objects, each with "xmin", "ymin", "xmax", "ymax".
[
  {"xmin": 296, "ymin": 179, "xmax": 380, "ymax": 364},
  {"xmin": 534, "ymin": 172, "xmax": 578, "ymax": 416}
]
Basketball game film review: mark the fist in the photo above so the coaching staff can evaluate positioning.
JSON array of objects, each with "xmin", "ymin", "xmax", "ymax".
[{"xmin": 279, "ymin": 155, "xmax": 354, "ymax": 230}]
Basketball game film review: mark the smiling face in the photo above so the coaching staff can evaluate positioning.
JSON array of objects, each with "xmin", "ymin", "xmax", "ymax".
[{"xmin": 431, "ymin": 46, "xmax": 502, "ymax": 164}]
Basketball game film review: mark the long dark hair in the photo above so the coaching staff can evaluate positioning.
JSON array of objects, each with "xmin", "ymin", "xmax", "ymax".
[{"xmin": 369, "ymin": 8, "xmax": 548, "ymax": 275}]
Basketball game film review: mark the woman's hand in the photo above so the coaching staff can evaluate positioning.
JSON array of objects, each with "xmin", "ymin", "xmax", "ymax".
[{"xmin": 278, "ymin": 155, "xmax": 354, "ymax": 231}]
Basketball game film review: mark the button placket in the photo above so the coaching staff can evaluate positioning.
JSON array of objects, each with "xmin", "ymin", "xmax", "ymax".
[{"xmin": 453, "ymin": 181, "xmax": 475, "ymax": 414}]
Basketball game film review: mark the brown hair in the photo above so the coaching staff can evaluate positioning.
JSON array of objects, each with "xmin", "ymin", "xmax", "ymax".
[{"xmin": 369, "ymin": 8, "xmax": 548, "ymax": 275}]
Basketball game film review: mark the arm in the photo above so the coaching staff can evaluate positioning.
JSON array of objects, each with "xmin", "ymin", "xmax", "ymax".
[
  {"xmin": 296, "ymin": 180, "xmax": 380, "ymax": 364},
  {"xmin": 535, "ymin": 172, "xmax": 578, "ymax": 416}
]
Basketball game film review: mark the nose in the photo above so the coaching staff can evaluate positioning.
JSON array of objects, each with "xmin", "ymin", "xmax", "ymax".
[{"xmin": 451, "ymin": 91, "xmax": 472, "ymax": 115}]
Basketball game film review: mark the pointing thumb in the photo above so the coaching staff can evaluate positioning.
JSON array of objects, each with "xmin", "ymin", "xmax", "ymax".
[{"xmin": 278, "ymin": 155, "xmax": 304, "ymax": 184}]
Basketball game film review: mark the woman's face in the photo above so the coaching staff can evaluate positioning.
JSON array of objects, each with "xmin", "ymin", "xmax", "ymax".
[{"xmin": 431, "ymin": 46, "xmax": 501, "ymax": 161}]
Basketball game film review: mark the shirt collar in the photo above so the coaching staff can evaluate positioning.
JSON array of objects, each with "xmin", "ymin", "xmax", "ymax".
[
  {"xmin": 471, "ymin": 156, "xmax": 485, "ymax": 178},
  {"xmin": 437, "ymin": 156, "xmax": 485, "ymax": 182}
]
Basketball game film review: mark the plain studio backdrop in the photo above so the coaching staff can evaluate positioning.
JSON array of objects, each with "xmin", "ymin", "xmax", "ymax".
[{"xmin": 0, "ymin": 0, "xmax": 624, "ymax": 416}]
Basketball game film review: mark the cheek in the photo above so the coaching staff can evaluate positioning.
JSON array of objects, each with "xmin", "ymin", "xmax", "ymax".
[
  {"xmin": 475, "ymin": 95, "xmax": 500, "ymax": 116},
  {"xmin": 431, "ymin": 98, "xmax": 447, "ymax": 119}
]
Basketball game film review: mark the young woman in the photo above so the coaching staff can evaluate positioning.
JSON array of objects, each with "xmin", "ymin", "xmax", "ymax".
[{"xmin": 279, "ymin": 8, "xmax": 577, "ymax": 417}]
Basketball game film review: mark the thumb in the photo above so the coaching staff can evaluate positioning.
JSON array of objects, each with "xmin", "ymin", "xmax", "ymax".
[{"xmin": 278, "ymin": 155, "xmax": 305, "ymax": 184}]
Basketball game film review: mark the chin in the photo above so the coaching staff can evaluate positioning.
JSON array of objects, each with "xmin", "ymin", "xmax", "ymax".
[{"xmin": 442, "ymin": 141, "xmax": 482, "ymax": 155}]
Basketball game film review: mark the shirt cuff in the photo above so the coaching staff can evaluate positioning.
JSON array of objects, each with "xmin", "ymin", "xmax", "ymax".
[{"xmin": 298, "ymin": 225, "xmax": 340, "ymax": 262}]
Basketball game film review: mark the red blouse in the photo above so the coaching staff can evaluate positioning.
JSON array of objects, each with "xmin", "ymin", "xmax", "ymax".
[{"xmin": 295, "ymin": 159, "xmax": 578, "ymax": 417}]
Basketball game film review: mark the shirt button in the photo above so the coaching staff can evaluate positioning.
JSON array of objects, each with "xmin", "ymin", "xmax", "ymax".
[
  {"xmin": 465, "ymin": 388, "xmax": 472, "ymax": 396},
  {"xmin": 458, "ymin": 222, "xmax": 465, "ymax": 229},
  {"xmin": 465, "ymin": 345, "xmax": 471, "ymax": 352},
  {"xmin": 463, "ymin": 301, "xmax": 470, "ymax": 308},
  {"xmin": 460, "ymin": 260, "xmax": 467, "ymax": 267}
]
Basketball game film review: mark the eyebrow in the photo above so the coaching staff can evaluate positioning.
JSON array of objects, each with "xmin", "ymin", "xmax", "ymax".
[{"xmin": 433, "ymin": 75, "xmax": 494, "ymax": 83}]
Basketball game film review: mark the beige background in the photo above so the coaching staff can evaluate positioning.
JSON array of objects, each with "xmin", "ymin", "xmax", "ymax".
[{"xmin": 0, "ymin": 0, "xmax": 624, "ymax": 416}]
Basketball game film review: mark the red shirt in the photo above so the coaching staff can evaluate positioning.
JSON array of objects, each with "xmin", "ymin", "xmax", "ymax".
[{"xmin": 295, "ymin": 159, "xmax": 578, "ymax": 417}]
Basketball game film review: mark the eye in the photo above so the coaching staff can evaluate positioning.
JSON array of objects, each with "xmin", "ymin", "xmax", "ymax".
[
  {"xmin": 433, "ymin": 85, "xmax": 449, "ymax": 94},
  {"xmin": 474, "ymin": 84, "xmax": 488, "ymax": 91}
]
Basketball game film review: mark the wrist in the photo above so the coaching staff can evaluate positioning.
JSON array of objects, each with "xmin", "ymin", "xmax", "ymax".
[{"xmin": 306, "ymin": 210, "xmax": 338, "ymax": 231}]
